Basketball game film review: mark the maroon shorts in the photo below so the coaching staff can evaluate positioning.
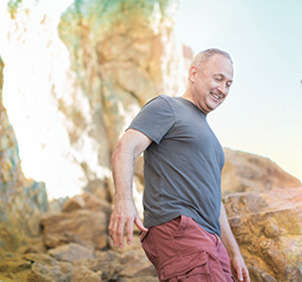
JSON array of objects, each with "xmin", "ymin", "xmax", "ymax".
[{"xmin": 140, "ymin": 215, "xmax": 234, "ymax": 282}]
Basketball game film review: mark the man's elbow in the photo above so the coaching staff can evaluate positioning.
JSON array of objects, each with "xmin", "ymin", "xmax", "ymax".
[
  {"xmin": 111, "ymin": 139, "xmax": 133, "ymax": 165},
  {"xmin": 112, "ymin": 141, "xmax": 122, "ymax": 166}
]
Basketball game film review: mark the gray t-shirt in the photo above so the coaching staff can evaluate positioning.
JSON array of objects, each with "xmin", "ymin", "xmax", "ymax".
[{"xmin": 128, "ymin": 95, "xmax": 224, "ymax": 236}]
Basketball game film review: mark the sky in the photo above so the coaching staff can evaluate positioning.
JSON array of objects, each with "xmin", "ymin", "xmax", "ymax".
[{"xmin": 175, "ymin": 0, "xmax": 302, "ymax": 182}]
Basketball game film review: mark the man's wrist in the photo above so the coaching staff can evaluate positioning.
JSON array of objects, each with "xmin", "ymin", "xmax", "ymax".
[
  {"xmin": 230, "ymin": 249, "xmax": 243, "ymax": 260},
  {"xmin": 114, "ymin": 192, "xmax": 133, "ymax": 202}
]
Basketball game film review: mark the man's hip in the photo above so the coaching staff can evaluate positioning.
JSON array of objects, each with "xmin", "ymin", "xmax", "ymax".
[{"xmin": 140, "ymin": 215, "xmax": 234, "ymax": 282}]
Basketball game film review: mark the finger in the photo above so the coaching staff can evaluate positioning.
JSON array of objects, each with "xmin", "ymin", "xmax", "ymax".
[
  {"xmin": 134, "ymin": 217, "xmax": 148, "ymax": 232},
  {"xmin": 117, "ymin": 216, "xmax": 125, "ymax": 248},
  {"xmin": 126, "ymin": 217, "xmax": 134, "ymax": 245},
  {"xmin": 243, "ymin": 267, "xmax": 250, "ymax": 282},
  {"xmin": 108, "ymin": 213, "xmax": 115, "ymax": 238},
  {"xmin": 236, "ymin": 267, "xmax": 243, "ymax": 282},
  {"xmin": 110, "ymin": 217, "xmax": 119, "ymax": 247}
]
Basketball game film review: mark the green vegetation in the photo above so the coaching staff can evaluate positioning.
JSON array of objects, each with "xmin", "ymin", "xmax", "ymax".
[{"xmin": 7, "ymin": 0, "xmax": 22, "ymax": 19}]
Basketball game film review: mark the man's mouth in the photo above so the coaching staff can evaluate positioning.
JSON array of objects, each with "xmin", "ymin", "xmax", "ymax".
[{"xmin": 210, "ymin": 91, "xmax": 223, "ymax": 102}]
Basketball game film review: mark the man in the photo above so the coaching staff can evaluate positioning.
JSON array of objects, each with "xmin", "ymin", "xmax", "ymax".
[{"xmin": 109, "ymin": 48, "xmax": 250, "ymax": 282}]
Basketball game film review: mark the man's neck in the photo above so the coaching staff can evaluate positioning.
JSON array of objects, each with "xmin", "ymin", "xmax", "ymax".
[{"xmin": 181, "ymin": 89, "xmax": 196, "ymax": 106}]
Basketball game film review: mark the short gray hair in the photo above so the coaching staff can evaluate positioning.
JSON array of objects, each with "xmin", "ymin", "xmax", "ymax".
[{"xmin": 191, "ymin": 48, "xmax": 233, "ymax": 69}]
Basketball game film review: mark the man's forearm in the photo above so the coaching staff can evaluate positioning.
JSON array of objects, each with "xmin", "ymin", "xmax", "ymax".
[
  {"xmin": 112, "ymin": 147, "xmax": 135, "ymax": 202},
  {"xmin": 220, "ymin": 202, "xmax": 241, "ymax": 258}
]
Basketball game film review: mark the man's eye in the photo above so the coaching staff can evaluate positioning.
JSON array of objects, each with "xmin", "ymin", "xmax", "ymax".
[
  {"xmin": 226, "ymin": 82, "xmax": 232, "ymax": 87},
  {"xmin": 215, "ymin": 77, "xmax": 223, "ymax": 81}
]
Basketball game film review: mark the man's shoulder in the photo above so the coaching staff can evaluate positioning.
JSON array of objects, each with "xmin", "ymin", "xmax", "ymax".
[{"xmin": 146, "ymin": 94, "xmax": 178, "ymax": 107}]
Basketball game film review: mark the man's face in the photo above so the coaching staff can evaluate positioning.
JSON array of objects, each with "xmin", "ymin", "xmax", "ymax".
[{"xmin": 190, "ymin": 54, "xmax": 233, "ymax": 114}]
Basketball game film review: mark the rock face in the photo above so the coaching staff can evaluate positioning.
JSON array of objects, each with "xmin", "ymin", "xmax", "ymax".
[
  {"xmin": 57, "ymin": 0, "xmax": 190, "ymax": 209},
  {"xmin": 0, "ymin": 192, "xmax": 157, "ymax": 281},
  {"xmin": 1, "ymin": 1, "xmax": 302, "ymax": 282},
  {"xmin": 222, "ymin": 148, "xmax": 301, "ymax": 194},
  {"xmin": 224, "ymin": 187, "xmax": 302, "ymax": 282},
  {"xmin": 1, "ymin": 0, "xmax": 189, "ymax": 200},
  {"xmin": 0, "ymin": 57, "xmax": 48, "ymax": 252},
  {"xmin": 41, "ymin": 193, "xmax": 110, "ymax": 250}
]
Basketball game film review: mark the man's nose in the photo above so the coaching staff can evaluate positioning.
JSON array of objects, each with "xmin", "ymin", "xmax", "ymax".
[{"xmin": 217, "ymin": 84, "xmax": 227, "ymax": 96}]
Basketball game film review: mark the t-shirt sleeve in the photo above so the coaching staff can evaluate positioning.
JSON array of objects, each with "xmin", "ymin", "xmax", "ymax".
[{"xmin": 127, "ymin": 96, "xmax": 175, "ymax": 144}]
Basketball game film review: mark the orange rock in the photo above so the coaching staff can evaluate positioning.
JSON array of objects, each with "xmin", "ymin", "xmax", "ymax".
[
  {"xmin": 222, "ymin": 148, "xmax": 301, "ymax": 194},
  {"xmin": 224, "ymin": 187, "xmax": 302, "ymax": 281}
]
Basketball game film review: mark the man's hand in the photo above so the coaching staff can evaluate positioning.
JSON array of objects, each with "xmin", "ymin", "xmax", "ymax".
[
  {"xmin": 108, "ymin": 198, "xmax": 148, "ymax": 248},
  {"xmin": 231, "ymin": 253, "xmax": 250, "ymax": 282}
]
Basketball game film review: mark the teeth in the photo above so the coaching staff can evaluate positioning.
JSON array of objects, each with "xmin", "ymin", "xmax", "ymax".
[{"xmin": 210, "ymin": 91, "xmax": 222, "ymax": 100}]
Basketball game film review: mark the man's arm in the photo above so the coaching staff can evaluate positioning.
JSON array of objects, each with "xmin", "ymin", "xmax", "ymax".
[
  {"xmin": 109, "ymin": 129, "xmax": 152, "ymax": 248},
  {"xmin": 220, "ymin": 203, "xmax": 250, "ymax": 282}
]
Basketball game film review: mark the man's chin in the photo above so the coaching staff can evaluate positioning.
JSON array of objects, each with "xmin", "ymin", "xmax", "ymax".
[{"xmin": 206, "ymin": 103, "xmax": 219, "ymax": 112}]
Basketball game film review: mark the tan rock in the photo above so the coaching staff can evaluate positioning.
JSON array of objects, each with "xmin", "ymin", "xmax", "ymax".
[
  {"xmin": 86, "ymin": 250, "xmax": 123, "ymax": 281},
  {"xmin": 0, "ymin": 256, "xmax": 31, "ymax": 273},
  {"xmin": 70, "ymin": 266, "xmax": 101, "ymax": 282},
  {"xmin": 41, "ymin": 209, "xmax": 108, "ymax": 250},
  {"xmin": 28, "ymin": 261, "xmax": 69, "ymax": 282},
  {"xmin": 120, "ymin": 277, "xmax": 158, "ymax": 282},
  {"xmin": 62, "ymin": 192, "xmax": 111, "ymax": 213},
  {"xmin": 82, "ymin": 249, "xmax": 156, "ymax": 281},
  {"xmin": 24, "ymin": 253, "xmax": 58, "ymax": 266},
  {"xmin": 119, "ymin": 249, "xmax": 155, "ymax": 278},
  {"xmin": 222, "ymin": 148, "xmax": 301, "ymax": 194},
  {"xmin": 83, "ymin": 178, "xmax": 112, "ymax": 203},
  {"xmin": 48, "ymin": 243, "xmax": 95, "ymax": 263},
  {"xmin": 224, "ymin": 186, "xmax": 302, "ymax": 281}
]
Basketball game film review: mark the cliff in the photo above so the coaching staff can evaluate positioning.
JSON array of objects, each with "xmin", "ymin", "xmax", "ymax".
[{"xmin": 0, "ymin": 0, "xmax": 301, "ymax": 281}]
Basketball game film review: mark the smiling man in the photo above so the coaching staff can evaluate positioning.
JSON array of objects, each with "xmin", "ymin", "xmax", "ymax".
[{"xmin": 109, "ymin": 48, "xmax": 250, "ymax": 282}]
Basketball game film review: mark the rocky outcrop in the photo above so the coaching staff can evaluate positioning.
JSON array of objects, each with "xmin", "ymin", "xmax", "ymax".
[
  {"xmin": 222, "ymin": 148, "xmax": 301, "ymax": 194},
  {"xmin": 57, "ymin": 0, "xmax": 190, "ymax": 207},
  {"xmin": 0, "ymin": 192, "xmax": 157, "ymax": 281},
  {"xmin": 1, "ymin": 1, "xmax": 302, "ymax": 281},
  {"xmin": 224, "ymin": 187, "xmax": 302, "ymax": 281},
  {"xmin": 0, "ymin": 57, "xmax": 48, "ymax": 252},
  {"xmin": 40, "ymin": 193, "xmax": 110, "ymax": 250},
  {"xmin": 1, "ymin": 0, "xmax": 190, "ymax": 201}
]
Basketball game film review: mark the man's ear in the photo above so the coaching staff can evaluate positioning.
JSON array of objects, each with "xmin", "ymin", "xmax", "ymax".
[{"xmin": 189, "ymin": 66, "xmax": 198, "ymax": 83}]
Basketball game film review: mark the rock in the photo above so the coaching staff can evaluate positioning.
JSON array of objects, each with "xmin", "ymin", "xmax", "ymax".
[
  {"xmin": 70, "ymin": 265, "xmax": 101, "ymax": 282},
  {"xmin": 224, "ymin": 186, "xmax": 302, "ymax": 281},
  {"xmin": 81, "ymin": 249, "xmax": 157, "ymax": 281},
  {"xmin": 48, "ymin": 243, "xmax": 95, "ymax": 263},
  {"xmin": 0, "ymin": 56, "xmax": 48, "ymax": 253},
  {"xmin": 62, "ymin": 192, "xmax": 111, "ymax": 214},
  {"xmin": 17, "ymin": 237, "xmax": 46, "ymax": 254},
  {"xmin": 222, "ymin": 148, "xmax": 302, "ymax": 194},
  {"xmin": 24, "ymin": 253, "xmax": 58, "ymax": 266},
  {"xmin": 0, "ymin": 256, "xmax": 31, "ymax": 273},
  {"xmin": 28, "ymin": 261, "xmax": 71, "ymax": 282},
  {"xmin": 120, "ymin": 277, "xmax": 158, "ymax": 282},
  {"xmin": 41, "ymin": 209, "xmax": 108, "ymax": 250},
  {"xmin": 85, "ymin": 250, "xmax": 123, "ymax": 281},
  {"xmin": 83, "ymin": 178, "xmax": 112, "ymax": 203},
  {"xmin": 119, "ymin": 249, "xmax": 156, "ymax": 278}
]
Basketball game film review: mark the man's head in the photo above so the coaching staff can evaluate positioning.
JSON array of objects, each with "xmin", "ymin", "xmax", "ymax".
[{"xmin": 184, "ymin": 48, "xmax": 234, "ymax": 114}]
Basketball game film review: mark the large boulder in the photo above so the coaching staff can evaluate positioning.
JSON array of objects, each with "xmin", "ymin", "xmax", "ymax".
[
  {"xmin": 222, "ymin": 148, "xmax": 301, "ymax": 194},
  {"xmin": 41, "ymin": 193, "xmax": 110, "ymax": 250},
  {"xmin": 224, "ymin": 186, "xmax": 302, "ymax": 281}
]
